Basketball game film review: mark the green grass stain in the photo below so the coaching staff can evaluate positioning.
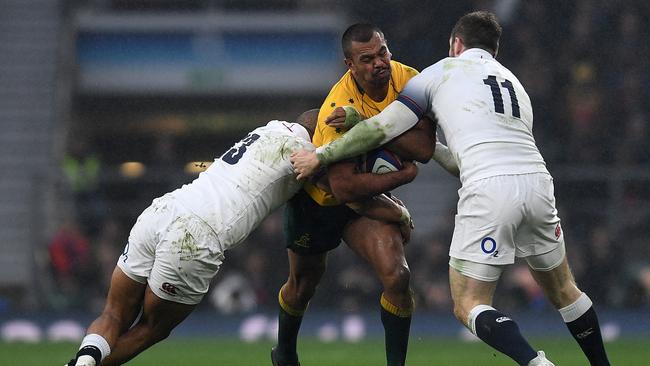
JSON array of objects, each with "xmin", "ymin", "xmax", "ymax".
[{"xmin": 179, "ymin": 228, "xmax": 199, "ymax": 261}]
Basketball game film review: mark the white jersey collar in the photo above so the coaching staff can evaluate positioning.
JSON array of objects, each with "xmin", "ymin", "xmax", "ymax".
[{"xmin": 459, "ymin": 48, "xmax": 494, "ymax": 60}]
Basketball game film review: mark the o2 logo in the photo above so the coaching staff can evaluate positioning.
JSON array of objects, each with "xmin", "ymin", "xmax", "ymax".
[{"xmin": 481, "ymin": 237, "xmax": 499, "ymax": 257}]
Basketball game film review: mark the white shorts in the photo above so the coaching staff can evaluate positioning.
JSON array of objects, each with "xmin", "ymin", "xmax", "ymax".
[
  {"xmin": 450, "ymin": 173, "xmax": 564, "ymax": 267},
  {"xmin": 449, "ymin": 243, "xmax": 566, "ymax": 282},
  {"xmin": 117, "ymin": 195, "xmax": 224, "ymax": 305}
]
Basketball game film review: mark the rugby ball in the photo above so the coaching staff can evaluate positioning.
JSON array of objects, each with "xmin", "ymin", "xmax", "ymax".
[{"xmin": 364, "ymin": 148, "xmax": 402, "ymax": 174}]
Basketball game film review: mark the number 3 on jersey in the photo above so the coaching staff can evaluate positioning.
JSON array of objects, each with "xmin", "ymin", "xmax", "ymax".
[
  {"xmin": 483, "ymin": 75, "xmax": 520, "ymax": 118},
  {"xmin": 222, "ymin": 133, "xmax": 260, "ymax": 165}
]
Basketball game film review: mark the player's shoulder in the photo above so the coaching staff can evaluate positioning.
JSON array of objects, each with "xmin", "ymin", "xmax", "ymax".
[
  {"xmin": 403, "ymin": 57, "xmax": 449, "ymax": 91},
  {"xmin": 390, "ymin": 60, "xmax": 419, "ymax": 76},
  {"xmin": 260, "ymin": 120, "xmax": 315, "ymax": 154},
  {"xmin": 496, "ymin": 61, "xmax": 522, "ymax": 83},
  {"xmin": 390, "ymin": 60, "xmax": 419, "ymax": 87},
  {"xmin": 421, "ymin": 57, "xmax": 454, "ymax": 74}
]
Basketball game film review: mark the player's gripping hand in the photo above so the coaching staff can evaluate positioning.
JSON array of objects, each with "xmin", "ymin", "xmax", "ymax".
[
  {"xmin": 391, "ymin": 195, "xmax": 414, "ymax": 245},
  {"xmin": 325, "ymin": 106, "xmax": 364, "ymax": 129},
  {"xmin": 290, "ymin": 150, "xmax": 321, "ymax": 180},
  {"xmin": 399, "ymin": 161, "xmax": 419, "ymax": 184},
  {"xmin": 324, "ymin": 107, "xmax": 347, "ymax": 128}
]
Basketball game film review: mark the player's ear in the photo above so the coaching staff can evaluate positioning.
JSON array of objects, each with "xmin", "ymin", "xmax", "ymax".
[
  {"xmin": 452, "ymin": 36, "xmax": 465, "ymax": 56},
  {"xmin": 344, "ymin": 57, "xmax": 353, "ymax": 69}
]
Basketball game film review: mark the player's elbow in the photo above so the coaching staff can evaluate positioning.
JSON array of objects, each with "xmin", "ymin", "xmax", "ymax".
[
  {"xmin": 330, "ymin": 187, "xmax": 357, "ymax": 204},
  {"xmin": 411, "ymin": 143, "xmax": 434, "ymax": 163},
  {"xmin": 329, "ymin": 178, "xmax": 359, "ymax": 204}
]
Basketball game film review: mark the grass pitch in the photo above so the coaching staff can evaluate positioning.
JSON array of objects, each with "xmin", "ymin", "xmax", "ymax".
[{"xmin": 2, "ymin": 337, "xmax": 647, "ymax": 365}]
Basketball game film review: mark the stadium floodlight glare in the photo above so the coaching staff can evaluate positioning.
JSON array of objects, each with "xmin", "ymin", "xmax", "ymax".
[{"xmin": 119, "ymin": 161, "xmax": 146, "ymax": 178}]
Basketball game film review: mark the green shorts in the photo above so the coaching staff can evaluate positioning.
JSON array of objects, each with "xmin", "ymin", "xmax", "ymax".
[{"xmin": 284, "ymin": 189, "xmax": 359, "ymax": 255}]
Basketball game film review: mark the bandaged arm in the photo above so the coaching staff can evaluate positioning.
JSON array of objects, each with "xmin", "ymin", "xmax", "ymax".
[{"xmin": 315, "ymin": 101, "xmax": 420, "ymax": 166}]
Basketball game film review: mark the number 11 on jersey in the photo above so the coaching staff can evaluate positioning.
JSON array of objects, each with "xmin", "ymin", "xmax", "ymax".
[{"xmin": 483, "ymin": 75, "xmax": 520, "ymax": 118}]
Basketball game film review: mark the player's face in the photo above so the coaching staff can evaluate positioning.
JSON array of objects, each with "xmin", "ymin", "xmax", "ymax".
[{"xmin": 345, "ymin": 32, "xmax": 392, "ymax": 88}]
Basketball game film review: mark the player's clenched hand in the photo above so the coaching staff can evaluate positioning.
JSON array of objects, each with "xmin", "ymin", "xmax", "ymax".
[
  {"xmin": 324, "ymin": 107, "xmax": 347, "ymax": 128},
  {"xmin": 400, "ymin": 161, "xmax": 419, "ymax": 183},
  {"xmin": 391, "ymin": 195, "xmax": 414, "ymax": 245},
  {"xmin": 290, "ymin": 150, "xmax": 321, "ymax": 180},
  {"xmin": 390, "ymin": 195, "xmax": 406, "ymax": 208},
  {"xmin": 325, "ymin": 106, "xmax": 365, "ymax": 129}
]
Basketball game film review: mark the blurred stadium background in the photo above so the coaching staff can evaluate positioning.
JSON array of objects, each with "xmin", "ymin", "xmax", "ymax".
[{"xmin": 1, "ymin": 0, "xmax": 650, "ymax": 363}]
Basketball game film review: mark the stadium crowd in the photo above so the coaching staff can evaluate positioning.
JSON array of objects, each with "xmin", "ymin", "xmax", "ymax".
[{"xmin": 47, "ymin": 0, "xmax": 650, "ymax": 315}]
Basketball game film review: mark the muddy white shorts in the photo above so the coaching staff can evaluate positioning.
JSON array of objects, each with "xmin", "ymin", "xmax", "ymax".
[
  {"xmin": 449, "ymin": 173, "xmax": 565, "ymax": 268},
  {"xmin": 117, "ymin": 195, "xmax": 224, "ymax": 305}
]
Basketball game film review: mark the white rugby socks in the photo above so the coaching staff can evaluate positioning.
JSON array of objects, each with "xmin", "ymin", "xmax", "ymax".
[{"xmin": 75, "ymin": 333, "xmax": 111, "ymax": 366}]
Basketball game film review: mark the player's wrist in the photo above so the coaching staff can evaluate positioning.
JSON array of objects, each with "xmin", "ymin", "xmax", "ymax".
[
  {"xmin": 402, "ymin": 162, "xmax": 418, "ymax": 181},
  {"xmin": 315, "ymin": 147, "xmax": 329, "ymax": 167},
  {"xmin": 342, "ymin": 105, "xmax": 362, "ymax": 129}
]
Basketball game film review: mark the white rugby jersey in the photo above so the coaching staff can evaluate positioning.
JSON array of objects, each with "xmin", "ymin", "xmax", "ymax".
[
  {"xmin": 170, "ymin": 120, "xmax": 312, "ymax": 251},
  {"xmin": 397, "ymin": 48, "xmax": 548, "ymax": 184}
]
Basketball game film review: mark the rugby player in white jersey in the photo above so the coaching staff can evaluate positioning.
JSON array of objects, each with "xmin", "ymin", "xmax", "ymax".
[
  {"xmin": 64, "ymin": 109, "xmax": 419, "ymax": 366},
  {"xmin": 291, "ymin": 11, "xmax": 611, "ymax": 366}
]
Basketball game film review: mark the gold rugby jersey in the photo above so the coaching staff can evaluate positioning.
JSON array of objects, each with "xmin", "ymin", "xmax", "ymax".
[{"xmin": 305, "ymin": 60, "xmax": 418, "ymax": 206}]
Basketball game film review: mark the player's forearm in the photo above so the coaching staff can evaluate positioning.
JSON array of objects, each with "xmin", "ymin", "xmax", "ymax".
[
  {"xmin": 330, "ymin": 168, "xmax": 416, "ymax": 204},
  {"xmin": 316, "ymin": 119, "xmax": 385, "ymax": 168},
  {"xmin": 384, "ymin": 117, "xmax": 436, "ymax": 163},
  {"xmin": 316, "ymin": 101, "xmax": 419, "ymax": 166},
  {"xmin": 347, "ymin": 194, "xmax": 411, "ymax": 224},
  {"xmin": 433, "ymin": 142, "xmax": 460, "ymax": 177}
]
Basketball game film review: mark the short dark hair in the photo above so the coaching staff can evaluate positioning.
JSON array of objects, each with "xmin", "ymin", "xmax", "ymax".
[
  {"xmin": 341, "ymin": 23, "xmax": 385, "ymax": 59},
  {"xmin": 451, "ymin": 11, "xmax": 502, "ymax": 56}
]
